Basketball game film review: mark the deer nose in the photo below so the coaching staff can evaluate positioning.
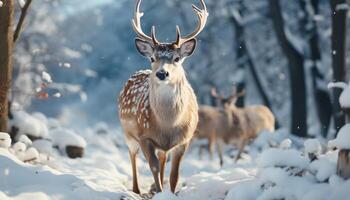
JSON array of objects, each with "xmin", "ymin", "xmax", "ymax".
[{"xmin": 156, "ymin": 70, "xmax": 169, "ymax": 81}]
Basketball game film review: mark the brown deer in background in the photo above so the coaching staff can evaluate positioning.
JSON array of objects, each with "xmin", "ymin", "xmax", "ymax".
[
  {"xmin": 196, "ymin": 105, "xmax": 221, "ymax": 159},
  {"xmin": 118, "ymin": 0, "xmax": 208, "ymax": 194},
  {"xmin": 212, "ymin": 86, "xmax": 275, "ymax": 165}
]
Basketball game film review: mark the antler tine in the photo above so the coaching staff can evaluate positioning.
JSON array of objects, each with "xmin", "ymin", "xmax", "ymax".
[
  {"xmin": 176, "ymin": 0, "xmax": 208, "ymax": 46},
  {"xmin": 211, "ymin": 87, "xmax": 222, "ymax": 99},
  {"xmin": 131, "ymin": 0, "xmax": 155, "ymax": 43},
  {"xmin": 232, "ymin": 84, "xmax": 238, "ymax": 96},
  {"xmin": 151, "ymin": 26, "xmax": 159, "ymax": 45}
]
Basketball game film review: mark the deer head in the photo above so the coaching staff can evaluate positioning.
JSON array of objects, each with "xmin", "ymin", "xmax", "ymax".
[
  {"xmin": 132, "ymin": 0, "xmax": 208, "ymax": 84},
  {"xmin": 211, "ymin": 85, "xmax": 245, "ymax": 109}
]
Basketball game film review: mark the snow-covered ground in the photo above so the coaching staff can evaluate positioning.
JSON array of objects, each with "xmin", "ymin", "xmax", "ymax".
[{"xmin": 1, "ymin": 112, "xmax": 350, "ymax": 200}]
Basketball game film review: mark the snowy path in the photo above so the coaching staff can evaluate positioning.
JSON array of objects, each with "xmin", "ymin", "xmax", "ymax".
[
  {"xmin": 0, "ymin": 130, "xmax": 256, "ymax": 200},
  {"xmin": 2, "ymin": 127, "xmax": 350, "ymax": 200}
]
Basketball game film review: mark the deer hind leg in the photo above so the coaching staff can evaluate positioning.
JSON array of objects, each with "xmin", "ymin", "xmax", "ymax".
[
  {"xmin": 157, "ymin": 151, "xmax": 167, "ymax": 186},
  {"xmin": 140, "ymin": 139, "xmax": 162, "ymax": 193},
  {"xmin": 170, "ymin": 142, "xmax": 189, "ymax": 193},
  {"xmin": 209, "ymin": 130, "xmax": 216, "ymax": 160},
  {"xmin": 125, "ymin": 137, "xmax": 140, "ymax": 194}
]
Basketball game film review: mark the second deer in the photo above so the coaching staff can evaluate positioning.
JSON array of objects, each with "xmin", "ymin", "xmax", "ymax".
[{"xmin": 211, "ymin": 86, "xmax": 275, "ymax": 165}]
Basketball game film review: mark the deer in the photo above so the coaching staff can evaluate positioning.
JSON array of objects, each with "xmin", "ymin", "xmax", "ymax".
[
  {"xmin": 118, "ymin": 0, "xmax": 208, "ymax": 194},
  {"xmin": 211, "ymin": 86, "xmax": 275, "ymax": 165},
  {"xmin": 195, "ymin": 105, "xmax": 221, "ymax": 159}
]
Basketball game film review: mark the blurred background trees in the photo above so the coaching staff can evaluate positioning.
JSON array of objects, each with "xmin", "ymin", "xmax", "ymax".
[{"xmin": 0, "ymin": 0, "xmax": 349, "ymax": 138}]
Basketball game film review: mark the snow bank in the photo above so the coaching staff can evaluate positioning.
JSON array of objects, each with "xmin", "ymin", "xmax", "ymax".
[{"xmin": 328, "ymin": 124, "xmax": 350, "ymax": 149}]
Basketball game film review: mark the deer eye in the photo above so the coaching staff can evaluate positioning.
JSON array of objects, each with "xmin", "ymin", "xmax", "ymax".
[
  {"xmin": 150, "ymin": 57, "xmax": 155, "ymax": 63},
  {"xmin": 174, "ymin": 57, "xmax": 180, "ymax": 62}
]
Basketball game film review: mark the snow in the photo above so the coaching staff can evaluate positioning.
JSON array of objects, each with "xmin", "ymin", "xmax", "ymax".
[
  {"xmin": 18, "ymin": 0, "xmax": 25, "ymax": 8},
  {"xmin": 328, "ymin": 124, "xmax": 350, "ymax": 149},
  {"xmin": 32, "ymin": 139, "xmax": 54, "ymax": 156},
  {"xmin": 0, "ymin": 132, "xmax": 11, "ymax": 148},
  {"xmin": 304, "ymin": 139, "xmax": 322, "ymax": 155},
  {"xmin": 41, "ymin": 71, "xmax": 52, "ymax": 83},
  {"xmin": 2, "ymin": 113, "xmax": 350, "ymax": 200},
  {"xmin": 52, "ymin": 92, "xmax": 61, "ymax": 98},
  {"xmin": 328, "ymin": 81, "xmax": 350, "ymax": 108},
  {"xmin": 336, "ymin": 3, "xmax": 349, "ymax": 11},
  {"xmin": 309, "ymin": 151, "xmax": 337, "ymax": 182},
  {"xmin": 17, "ymin": 134, "xmax": 32, "ymax": 146}
]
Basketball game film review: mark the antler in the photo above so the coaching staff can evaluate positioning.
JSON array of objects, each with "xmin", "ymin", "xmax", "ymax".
[
  {"xmin": 231, "ymin": 84, "xmax": 245, "ymax": 99},
  {"xmin": 175, "ymin": 0, "xmax": 208, "ymax": 46},
  {"xmin": 131, "ymin": 0, "xmax": 159, "ymax": 45}
]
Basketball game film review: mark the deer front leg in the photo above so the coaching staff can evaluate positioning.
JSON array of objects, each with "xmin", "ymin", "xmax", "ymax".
[
  {"xmin": 140, "ymin": 139, "xmax": 162, "ymax": 193},
  {"xmin": 157, "ymin": 151, "xmax": 167, "ymax": 186},
  {"xmin": 170, "ymin": 143, "xmax": 189, "ymax": 193},
  {"xmin": 235, "ymin": 138, "xmax": 247, "ymax": 162},
  {"xmin": 129, "ymin": 150, "xmax": 140, "ymax": 194}
]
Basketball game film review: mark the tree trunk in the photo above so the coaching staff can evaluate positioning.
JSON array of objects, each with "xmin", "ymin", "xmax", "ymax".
[
  {"xmin": 330, "ymin": 0, "xmax": 347, "ymax": 133},
  {"xmin": 299, "ymin": 0, "xmax": 332, "ymax": 137},
  {"xmin": 269, "ymin": 0, "xmax": 307, "ymax": 137},
  {"xmin": 0, "ymin": 0, "xmax": 14, "ymax": 132},
  {"xmin": 229, "ymin": 3, "xmax": 280, "ymax": 128}
]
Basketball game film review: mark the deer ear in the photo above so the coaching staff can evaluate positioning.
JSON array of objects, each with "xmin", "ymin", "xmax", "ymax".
[
  {"xmin": 135, "ymin": 39, "xmax": 154, "ymax": 57},
  {"xmin": 180, "ymin": 38, "xmax": 196, "ymax": 57}
]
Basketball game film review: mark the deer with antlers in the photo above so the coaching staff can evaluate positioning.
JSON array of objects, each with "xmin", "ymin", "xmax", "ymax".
[
  {"xmin": 211, "ymin": 86, "xmax": 275, "ymax": 165},
  {"xmin": 118, "ymin": 0, "xmax": 208, "ymax": 194}
]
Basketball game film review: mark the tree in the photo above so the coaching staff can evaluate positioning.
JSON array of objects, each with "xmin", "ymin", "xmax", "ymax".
[
  {"xmin": 0, "ymin": 0, "xmax": 33, "ymax": 132},
  {"xmin": 330, "ymin": 0, "xmax": 348, "ymax": 133},
  {"xmin": 269, "ymin": 0, "xmax": 308, "ymax": 137}
]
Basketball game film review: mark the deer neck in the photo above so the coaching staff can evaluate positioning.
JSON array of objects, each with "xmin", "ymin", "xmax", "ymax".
[{"xmin": 149, "ymin": 74, "xmax": 189, "ymax": 128}]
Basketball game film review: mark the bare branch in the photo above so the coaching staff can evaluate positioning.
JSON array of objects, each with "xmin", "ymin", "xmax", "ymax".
[{"xmin": 13, "ymin": 0, "xmax": 33, "ymax": 43}]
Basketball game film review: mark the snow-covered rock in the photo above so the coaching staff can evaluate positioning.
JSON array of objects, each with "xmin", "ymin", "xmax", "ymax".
[
  {"xmin": 309, "ymin": 151, "xmax": 337, "ymax": 182},
  {"xmin": 328, "ymin": 124, "xmax": 350, "ymax": 149},
  {"xmin": 257, "ymin": 148, "xmax": 309, "ymax": 169},
  {"xmin": 51, "ymin": 128, "xmax": 86, "ymax": 149},
  {"xmin": 304, "ymin": 138, "xmax": 322, "ymax": 155},
  {"xmin": 50, "ymin": 128, "xmax": 86, "ymax": 158},
  {"xmin": 0, "ymin": 132, "xmax": 11, "ymax": 148},
  {"xmin": 10, "ymin": 111, "xmax": 49, "ymax": 140}
]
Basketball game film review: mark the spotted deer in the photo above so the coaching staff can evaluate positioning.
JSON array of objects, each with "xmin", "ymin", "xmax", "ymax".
[
  {"xmin": 212, "ymin": 86, "xmax": 275, "ymax": 165},
  {"xmin": 118, "ymin": 0, "xmax": 208, "ymax": 194}
]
